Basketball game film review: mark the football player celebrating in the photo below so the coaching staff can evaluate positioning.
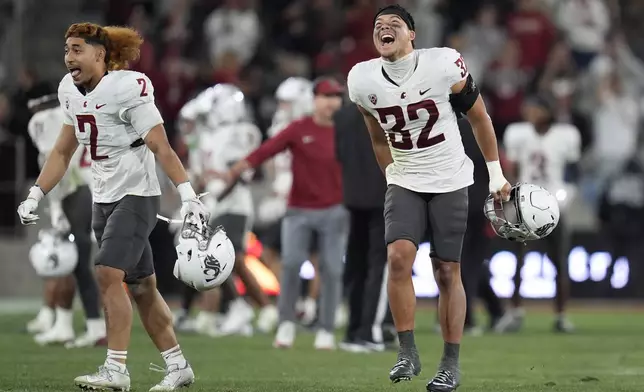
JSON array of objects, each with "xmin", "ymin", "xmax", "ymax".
[
  {"xmin": 347, "ymin": 5, "xmax": 510, "ymax": 391},
  {"xmin": 178, "ymin": 84, "xmax": 278, "ymax": 336},
  {"xmin": 26, "ymin": 93, "xmax": 106, "ymax": 348},
  {"xmin": 17, "ymin": 23, "xmax": 205, "ymax": 391},
  {"xmin": 498, "ymin": 96, "xmax": 581, "ymax": 333}
]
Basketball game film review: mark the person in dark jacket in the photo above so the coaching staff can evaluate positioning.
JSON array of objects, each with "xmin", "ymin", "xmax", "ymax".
[
  {"xmin": 334, "ymin": 102, "xmax": 395, "ymax": 352},
  {"xmin": 459, "ymin": 120, "xmax": 505, "ymax": 333},
  {"xmin": 598, "ymin": 149, "xmax": 644, "ymax": 297}
]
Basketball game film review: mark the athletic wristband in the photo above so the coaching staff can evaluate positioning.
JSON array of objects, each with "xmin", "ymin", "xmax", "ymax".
[
  {"xmin": 486, "ymin": 160, "xmax": 504, "ymax": 183},
  {"xmin": 177, "ymin": 182, "xmax": 197, "ymax": 202},
  {"xmin": 28, "ymin": 185, "xmax": 45, "ymax": 202}
]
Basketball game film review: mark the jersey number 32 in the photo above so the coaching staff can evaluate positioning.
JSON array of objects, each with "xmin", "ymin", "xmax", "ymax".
[{"xmin": 375, "ymin": 99, "xmax": 444, "ymax": 150}]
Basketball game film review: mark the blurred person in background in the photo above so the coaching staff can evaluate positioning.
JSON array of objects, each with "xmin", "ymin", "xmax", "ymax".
[
  {"xmin": 555, "ymin": 0, "xmax": 610, "ymax": 70},
  {"xmin": 483, "ymin": 39, "xmax": 529, "ymax": 139},
  {"xmin": 506, "ymin": 0, "xmax": 556, "ymax": 74},
  {"xmin": 226, "ymin": 77, "xmax": 346, "ymax": 350},
  {"xmin": 25, "ymin": 93, "xmax": 105, "ymax": 348},
  {"xmin": 204, "ymin": 0, "xmax": 260, "ymax": 67},
  {"xmin": 456, "ymin": 3, "xmax": 506, "ymax": 82},
  {"xmin": 499, "ymin": 96, "xmax": 581, "ymax": 333},
  {"xmin": 8, "ymin": 67, "xmax": 54, "ymax": 178},
  {"xmin": 257, "ymin": 77, "xmax": 324, "ymax": 327},
  {"xmin": 584, "ymin": 68, "xmax": 640, "ymax": 207},
  {"xmin": 334, "ymin": 102, "xmax": 392, "ymax": 353},
  {"xmin": 458, "ymin": 120, "xmax": 506, "ymax": 335},
  {"xmin": 598, "ymin": 143, "xmax": 644, "ymax": 297},
  {"xmin": 176, "ymin": 84, "xmax": 278, "ymax": 336}
]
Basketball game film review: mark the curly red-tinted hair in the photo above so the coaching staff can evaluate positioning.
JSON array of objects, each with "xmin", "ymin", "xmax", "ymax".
[{"xmin": 65, "ymin": 23, "xmax": 143, "ymax": 71}]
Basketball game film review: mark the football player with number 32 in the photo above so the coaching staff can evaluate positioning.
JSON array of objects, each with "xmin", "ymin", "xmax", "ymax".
[
  {"xmin": 347, "ymin": 4, "xmax": 510, "ymax": 391},
  {"xmin": 16, "ymin": 23, "xmax": 206, "ymax": 391}
]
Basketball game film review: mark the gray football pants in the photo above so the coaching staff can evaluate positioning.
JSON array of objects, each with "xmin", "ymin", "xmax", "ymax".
[{"xmin": 279, "ymin": 205, "xmax": 349, "ymax": 331}]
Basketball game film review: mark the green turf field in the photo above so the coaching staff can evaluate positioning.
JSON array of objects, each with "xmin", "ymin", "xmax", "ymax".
[{"xmin": 1, "ymin": 309, "xmax": 643, "ymax": 392}]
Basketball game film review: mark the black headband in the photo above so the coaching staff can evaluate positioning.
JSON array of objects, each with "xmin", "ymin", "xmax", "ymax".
[{"xmin": 373, "ymin": 6, "xmax": 415, "ymax": 31}]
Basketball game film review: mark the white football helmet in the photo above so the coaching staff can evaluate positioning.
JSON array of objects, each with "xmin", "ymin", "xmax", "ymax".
[
  {"xmin": 173, "ymin": 217, "xmax": 236, "ymax": 291},
  {"xmin": 270, "ymin": 77, "xmax": 313, "ymax": 135},
  {"xmin": 29, "ymin": 230, "xmax": 78, "ymax": 278},
  {"xmin": 484, "ymin": 183, "xmax": 560, "ymax": 243}
]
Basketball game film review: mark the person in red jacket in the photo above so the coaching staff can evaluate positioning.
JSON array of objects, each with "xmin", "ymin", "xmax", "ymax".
[{"xmin": 226, "ymin": 77, "xmax": 347, "ymax": 350}]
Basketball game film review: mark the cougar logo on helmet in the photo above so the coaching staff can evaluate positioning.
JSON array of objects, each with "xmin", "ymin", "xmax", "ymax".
[
  {"xmin": 534, "ymin": 222, "xmax": 555, "ymax": 238},
  {"xmin": 203, "ymin": 255, "xmax": 224, "ymax": 283}
]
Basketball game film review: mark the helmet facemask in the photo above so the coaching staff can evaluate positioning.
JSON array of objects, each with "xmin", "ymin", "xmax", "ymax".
[
  {"xmin": 483, "ymin": 184, "xmax": 539, "ymax": 243},
  {"xmin": 179, "ymin": 214, "xmax": 223, "ymax": 252}
]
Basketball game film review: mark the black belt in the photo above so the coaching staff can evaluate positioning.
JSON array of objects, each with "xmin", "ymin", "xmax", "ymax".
[{"xmin": 130, "ymin": 138, "xmax": 144, "ymax": 148}]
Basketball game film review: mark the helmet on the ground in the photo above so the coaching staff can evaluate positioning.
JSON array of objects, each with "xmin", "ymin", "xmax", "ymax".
[
  {"xmin": 484, "ymin": 183, "xmax": 560, "ymax": 243},
  {"xmin": 173, "ymin": 216, "xmax": 236, "ymax": 291},
  {"xmin": 29, "ymin": 230, "xmax": 78, "ymax": 278}
]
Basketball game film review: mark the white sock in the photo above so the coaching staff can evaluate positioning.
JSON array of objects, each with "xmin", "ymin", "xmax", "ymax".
[
  {"xmin": 87, "ymin": 318, "xmax": 106, "ymax": 336},
  {"xmin": 160, "ymin": 345, "xmax": 187, "ymax": 368},
  {"xmin": 106, "ymin": 349, "xmax": 127, "ymax": 373},
  {"xmin": 54, "ymin": 307, "xmax": 74, "ymax": 331}
]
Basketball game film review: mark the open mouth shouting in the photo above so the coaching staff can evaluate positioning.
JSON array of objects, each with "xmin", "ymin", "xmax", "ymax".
[{"xmin": 380, "ymin": 32, "xmax": 396, "ymax": 48}]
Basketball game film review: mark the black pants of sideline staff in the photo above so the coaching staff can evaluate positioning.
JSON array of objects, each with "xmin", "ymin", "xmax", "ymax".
[
  {"xmin": 461, "ymin": 214, "xmax": 504, "ymax": 329},
  {"xmin": 344, "ymin": 207, "xmax": 392, "ymax": 344}
]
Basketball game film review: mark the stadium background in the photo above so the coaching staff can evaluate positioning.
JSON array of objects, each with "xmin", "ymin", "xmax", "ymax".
[{"xmin": 0, "ymin": 0, "xmax": 644, "ymax": 303}]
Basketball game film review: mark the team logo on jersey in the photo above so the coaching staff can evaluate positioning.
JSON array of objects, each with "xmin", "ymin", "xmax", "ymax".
[
  {"xmin": 368, "ymin": 94, "xmax": 378, "ymax": 105},
  {"xmin": 401, "ymin": 92, "xmax": 407, "ymax": 99}
]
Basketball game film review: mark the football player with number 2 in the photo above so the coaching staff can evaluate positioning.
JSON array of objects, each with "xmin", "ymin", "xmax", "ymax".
[
  {"xmin": 16, "ymin": 23, "xmax": 206, "ymax": 391},
  {"xmin": 347, "ymin": 5, "xmax": 510, "ymax": 391}
]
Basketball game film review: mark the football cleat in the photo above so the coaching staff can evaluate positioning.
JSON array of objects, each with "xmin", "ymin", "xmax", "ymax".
[
  {"xmin": 74, "ymin": 363, "xmax": 131, "ymax": 391},
  {"xmin": 149, "ymin": 362, "xmax": 195, "ymax": 391},
  {"xmin": 256, "ymin": 305, "xmax": 279, "ymax": 334},
  {"xmin": 34, "ymin": 326, "xmax": 74, "ymax": 346},
  {"xmin": 313, "ymin": 329, "xmax": 336, "ymax": 350},
  {"xmin": 273, "ymin": 321, "xmax": 296, "ymax": 348},
  {"xmin": 426, "ymin": 369, "xmax": 459, "ymax": 392},
  {"xmin": 65, "ymin": 331, "xmax": 107, "ymax": 349},
  {"xmin": 389, "ymin": 353, "xmax": 421, "ymax": 383}
]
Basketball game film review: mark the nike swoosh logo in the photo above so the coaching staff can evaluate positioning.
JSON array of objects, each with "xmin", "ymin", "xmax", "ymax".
[
  {"xmin": 96, "ymin": 104, "xmax": 107, "ymax": 109},
  {"xmin": 419, "ymin": 88, "xmax": 431, "ymax": 95}
]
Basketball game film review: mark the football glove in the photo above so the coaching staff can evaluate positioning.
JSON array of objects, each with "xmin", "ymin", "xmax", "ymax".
[
  {"xmin": 17, "ymin": 186, "xmax": 45, "ymax": 225},
  {"xmin": 177, "ymin": 182, "xmax": 208, "ymax": 231}
]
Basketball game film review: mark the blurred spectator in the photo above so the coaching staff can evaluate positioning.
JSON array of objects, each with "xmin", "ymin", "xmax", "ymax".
[
  {"xmin": 537, "ymin": 42, "xmax": 578, "ymax": 121},
  {"xmin": 154, "ymin": 56, "xmax": 196, "ymax": 145},
  {"xmin": 555, "ymin": 0, "xmax": 610, "ymax": 70},
  {"xmin": 598, "ymin": 146, "xmax": 644, "ymax": 297},
  {"xmin": 458, "ymin": 4, "xmax": 506, "ymax": 81},
  {"xmin": 506, "ymin": 0, "xmax": 556, "ymax": 72},
  {"xmin": 585, "ymin": 69, "xmax": 640, "ymax": 205},
  {"xmin": 407, "ymin": 0, "xmax": 443, "ymax": 49},
  {"xmin": 8, "ymin": 67, "xmax": 52, "ymax": 178},
  {"xmin": 204, "ymin": 0, "xmax": 260, "ymax": 66},
  {"xmin": 483, "ymin": 40, "xmax": 529, "ymax": 138}
]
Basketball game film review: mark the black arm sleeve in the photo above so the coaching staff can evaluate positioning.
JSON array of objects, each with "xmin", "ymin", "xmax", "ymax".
[{"xmin": 449, "ymin": 74, "xmax": 480, "ymax": 118}]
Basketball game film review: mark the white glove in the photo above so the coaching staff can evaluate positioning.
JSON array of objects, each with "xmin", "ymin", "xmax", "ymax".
[
  {"xmin": 17, "ymin": 186, "xmax": 45, "ymax": 225},
  {"xmin": 178, "ymin": 182, "xmax": 208, "ymax": 231},
  {"xmin": 49, "ymin": 200, "xmax": 71, "ymax": 234},
  {"xmin": 486, "ymin": 161, "xmax": 511, "ymax": 202}
]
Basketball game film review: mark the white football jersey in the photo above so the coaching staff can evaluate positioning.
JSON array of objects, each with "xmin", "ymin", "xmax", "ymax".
[
  {"xmin": 347, "ymin": 48, "xmax": 474, "ymax": 193},
  {"xmin": 192, "ymin": 122, "xmax": 261, "ymax": 218},
  {"xmin": 503, "ymin": 122, "xmax": 581, "ymax": 193},
  {"xmin": 58, "ymin": 70, "xmax": 163, "ymax": 203},
  {"xmin": 27, "ymin": 106, "xmax": 90, "ymax": 201}
]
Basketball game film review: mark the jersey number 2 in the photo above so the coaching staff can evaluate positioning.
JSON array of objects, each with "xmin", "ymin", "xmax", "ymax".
[
  {"xmin": 375, "ymin": 100, "xmax": 443, "ymax": 151},
  {"xmin": 76, "ymin": 114, "xmax": 108, "ymax": 161}
]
